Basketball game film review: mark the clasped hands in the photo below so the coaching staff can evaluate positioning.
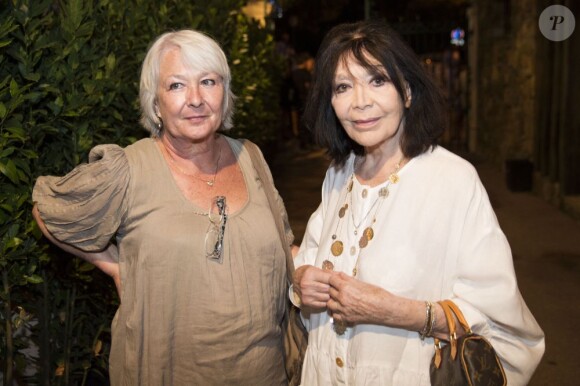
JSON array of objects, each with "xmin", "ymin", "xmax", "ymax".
[{"xmin": 293, "ymin": 264, "xmax": 390, "ymax": 327}]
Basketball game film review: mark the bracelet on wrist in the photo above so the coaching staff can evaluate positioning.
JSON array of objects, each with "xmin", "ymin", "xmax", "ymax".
[{"xmin": 418, "ymin": 300, "xmax": 434, "ymax": 340}]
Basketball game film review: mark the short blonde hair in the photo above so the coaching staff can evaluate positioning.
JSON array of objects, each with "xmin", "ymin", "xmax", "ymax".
[{"xmin": 139, "ymin": 30, "xmax": 236, "ymax": 137}]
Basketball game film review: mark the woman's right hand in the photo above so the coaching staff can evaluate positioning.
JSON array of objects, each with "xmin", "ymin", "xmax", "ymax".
[
  {"xmin": 293, "ymin": 265, "xmax": 334, "ymax": 310},
  {"xmin": 91, "ymin": 244, "xmax": 122, "ymax": 298}
]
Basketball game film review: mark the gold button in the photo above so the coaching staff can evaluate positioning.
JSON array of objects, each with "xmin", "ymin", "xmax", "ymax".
[{"xmin": 335, "ymin": 357, "xmax": 344, "ymax": 367}]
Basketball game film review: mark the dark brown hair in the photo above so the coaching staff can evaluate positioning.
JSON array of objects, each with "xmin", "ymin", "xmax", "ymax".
[{"xmin": 303, "ymin": 20, "xmax": 446, "ymax": 166}]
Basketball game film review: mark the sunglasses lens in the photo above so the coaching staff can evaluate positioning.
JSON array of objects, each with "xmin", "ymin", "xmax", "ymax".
[
  {"xmin": 205, "ymin": 225, "xmax": 221, "ymax": 260},
  {"xmin": 205, "ymin": 196, "xmax": 226, "ymax": 262}
]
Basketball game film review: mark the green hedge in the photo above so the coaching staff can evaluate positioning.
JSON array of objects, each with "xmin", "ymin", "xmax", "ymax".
[{"xmin": 0, "ymin": 1, "xmax": 282, "ymax": 384}]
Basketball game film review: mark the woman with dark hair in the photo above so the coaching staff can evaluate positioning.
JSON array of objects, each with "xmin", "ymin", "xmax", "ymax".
[{"xmin": 292, "ymin": 20, "xmax": 544, "ymax": 385}]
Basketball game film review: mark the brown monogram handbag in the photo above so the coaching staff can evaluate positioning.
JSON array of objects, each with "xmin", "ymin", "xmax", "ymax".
[{"xmin": 430, "ymin": 300, "xmax": 507, "ymax": 386}]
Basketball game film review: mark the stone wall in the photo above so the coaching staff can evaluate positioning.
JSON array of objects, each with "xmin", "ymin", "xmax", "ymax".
[
  {"xmin": 472, "ymin": 0, "xmax": 580, "ymax": 217},
  {"xmin": 472, "ymin": 0, "xmax": 538, "ymax": 165}
]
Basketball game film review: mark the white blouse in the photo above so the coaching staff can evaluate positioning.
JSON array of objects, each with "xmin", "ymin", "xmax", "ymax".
[{"xmin": 294, "ymin": 146, "xmax": 544, "ymax": 386}]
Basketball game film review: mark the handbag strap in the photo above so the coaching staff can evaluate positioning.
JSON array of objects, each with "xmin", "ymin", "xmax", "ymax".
[
  {"xmin": 242, "ymin": 140, "xmax": 295, "ymax": 285},
  {"xmin": 444, "ymin": 300, "xmax": 473, "ymax": 335},
  {"xmin": 439, "ymin": 301, "xmax": 458, "ymax": 360},
  {"xmin": 436, "ymin": 300, "xmax": 474, "ymax": 362}
]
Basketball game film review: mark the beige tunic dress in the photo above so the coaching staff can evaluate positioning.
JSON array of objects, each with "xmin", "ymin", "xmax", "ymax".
[{"xmin": 33, "ymin": 137, "xmax": 292, "ymax": 385}]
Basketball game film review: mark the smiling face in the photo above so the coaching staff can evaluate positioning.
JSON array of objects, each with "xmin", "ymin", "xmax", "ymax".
[
  {"xmin": 331, "ymin": 53, "xmax": 410, "ymax": 152},
  {"xmin": 156, "ymin": 47, "xmax": 225, "ymax": 144}
]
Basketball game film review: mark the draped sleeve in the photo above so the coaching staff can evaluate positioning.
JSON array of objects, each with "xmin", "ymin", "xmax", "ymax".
[
  {"xmin": 32, "ymin": 144, "xmax": 130, "ymax": 252},
  {"xmin": 450, "ymin": 165, "xmax": 544, "ymax": 385}
]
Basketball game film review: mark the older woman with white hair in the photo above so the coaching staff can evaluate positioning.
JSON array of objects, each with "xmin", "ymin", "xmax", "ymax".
[{"xmin": 32, "ymin": 30, "xmax": 294, "ymax": 385}]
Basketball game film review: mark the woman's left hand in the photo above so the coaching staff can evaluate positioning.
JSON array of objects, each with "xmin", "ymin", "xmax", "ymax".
[
  {"xmin": 327, "ymin": 272, "xmax": 392, "ymax": 326},
  {"xmin": 328, "ymin": 272, "xmax": 441, "ymax": 333}
]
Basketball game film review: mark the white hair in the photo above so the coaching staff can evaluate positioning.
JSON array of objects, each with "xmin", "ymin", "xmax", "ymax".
[{"xmin": 139, "ymin": 30, "xmax": 236, "ymax": 136}]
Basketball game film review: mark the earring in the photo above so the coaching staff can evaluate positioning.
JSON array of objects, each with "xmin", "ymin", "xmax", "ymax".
[{"xmin": 156, "ymin": 117, "xmax": 163, "ymax": 131}]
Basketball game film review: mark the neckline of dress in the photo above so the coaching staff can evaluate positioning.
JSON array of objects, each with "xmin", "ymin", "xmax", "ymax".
[{"xmin": 151, "ymin": 137, "xmax": 250, "ymax": 218}]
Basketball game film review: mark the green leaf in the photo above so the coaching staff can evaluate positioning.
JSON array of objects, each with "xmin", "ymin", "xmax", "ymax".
[
  {"xmin": 0, "ymin": 39, "xmax": 12, "ymax": 49},
  {"xmin": 6, "ymin": 127, "xmax": 26, "ymax": 141},
  {"xmin": 77, "ymin": 21, "xmax": 96, "ymax": 38},
  {"xmin": 0, "ymin": 102, "xmax": 6, "ymax": 119},
  {"xmin": 0, "ymin": 75, "xmax": 12, "ymax": 90},
  {"xmin": 9, "ymin": 78, "xmax": 19, "ymax": 97},
  {"xmin": 23, "ymin": 73, "xmax": 41, "ymax": 82},
  {"xmin": 24, "ymin": 274, "xmax": 43, "ymax": 284},
  {"xmin": 20, "ymin": 149, "xmax": 38, "ymax": 159},
  {"xmin": 78, "ymin": 262, "xmax": 95, "ymax": 272},
  {"xmin": 0, "ymin": 160, "xmax": 21, "ymax": 184},
  {"xmin": 105, "ymin": 53, "xmax": 116, "ymax": 72},
  {"xmin": 0, "ymin": 147, "xmax": 15, "ymax": 159},
  {"xmin": 6, "ymin": 236, "xmax": 23, "ymax": 249}
]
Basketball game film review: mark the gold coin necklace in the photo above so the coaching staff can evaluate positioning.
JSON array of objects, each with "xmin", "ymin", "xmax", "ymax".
[
  {"xmin": 350, "ymin": 160, "xmax": 401, "ymax": 276},
  {"xmin": 349, "ymin": 185, "xmax": 389, "ymax": 277},
  {"xmin": 323, "ymin": 157, "xmax": 403, "ymax": 335},
  {"xmin": 322, "ymin": 178, "xmax": 353, "ymax": 272}
]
